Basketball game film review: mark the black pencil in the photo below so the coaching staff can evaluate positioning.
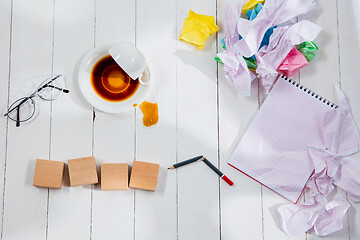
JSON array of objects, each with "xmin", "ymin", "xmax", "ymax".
[
  {"xmin": 168, "ymin": 155, "xmax": 204, "ymax": 169},
  {"xmin": 203, "ymin": 158, "xmax": 234, "ymax": 186}
]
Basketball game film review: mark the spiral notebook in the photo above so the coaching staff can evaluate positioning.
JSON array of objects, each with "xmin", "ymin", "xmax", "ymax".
[{"xmin": 228, "ymin": 75, "xmax": 360, "ymax": 203}]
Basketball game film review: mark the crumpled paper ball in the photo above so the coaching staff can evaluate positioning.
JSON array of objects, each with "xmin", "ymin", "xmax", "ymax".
[
  {"xmin": 297, "ymin": 41, "xmax": 319, "ymax": 62},
  {"xmin": 180, "ymin": 10, "xmax": 219, "ymax": 50},
  {"xmin": 277, "ymin": 47, "xmax": 309, "ymax": 77}
]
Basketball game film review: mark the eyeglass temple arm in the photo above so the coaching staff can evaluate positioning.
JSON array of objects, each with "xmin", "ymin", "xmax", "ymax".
[
  {"xmin": 16, "ymin": 105, "xmax": 20, "ymax": 127},
  {"xmin": 36, "ymin": 74, "xmax": 62, "ymax": 92},
  {"xmin": 47, "ymin": 85, "xmax": 69, "ymax": 93}
]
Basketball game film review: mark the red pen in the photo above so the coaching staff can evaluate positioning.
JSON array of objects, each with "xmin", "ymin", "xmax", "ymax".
[{"xmin": 203, "ymin": 158, "xmax": 234, "ymax": 186}]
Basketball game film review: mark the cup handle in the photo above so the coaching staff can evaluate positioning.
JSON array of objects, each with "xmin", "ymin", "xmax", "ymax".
[{"xmin": 138, "ymin": 67, "xmax": 151, "ymax": 85}]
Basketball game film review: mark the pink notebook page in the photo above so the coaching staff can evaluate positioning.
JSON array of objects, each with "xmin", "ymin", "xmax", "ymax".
[{"xmin": 229, "ymin": 75, "xmax": 342, "ymax": 203}]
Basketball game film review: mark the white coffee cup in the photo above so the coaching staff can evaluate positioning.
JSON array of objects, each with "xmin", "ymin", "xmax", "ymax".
[
  {"xmin": 78, "ymin": 44, "xmax": 152, "ymax": 113},
  {"xmin": 109, "ymin": 42, "xmax": 149, "ymax": 85}
]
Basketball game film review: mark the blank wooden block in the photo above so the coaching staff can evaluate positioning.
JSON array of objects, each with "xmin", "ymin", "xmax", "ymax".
[
  {"xmin": 101, "ymin": 163, "xmax": 128, "ymax": 190},
  {"xmin": 129, "ymin": 160, "xmax": 160, "ymax": 191},
  {"xmin": 68, "ymin": 156, "xmax": 98, "ymax": 186},
  {"xmin": 33, "ymin": 159, "xmax": 64, "ymax": 189}
]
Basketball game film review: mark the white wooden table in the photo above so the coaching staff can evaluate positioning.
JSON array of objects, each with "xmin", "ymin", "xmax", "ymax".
[{"xmin": 0, "ymin": 0, "xmax": 359, "ymax": 239}]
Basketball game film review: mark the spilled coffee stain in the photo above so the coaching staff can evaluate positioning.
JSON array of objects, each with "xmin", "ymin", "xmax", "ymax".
[
  {"xmin": 133, "ymin": 103, "xmax": 138, "ymax": 108},
  {"xmin": 139, "ymin": 101, "xmax": 159, "ymax": 127}
]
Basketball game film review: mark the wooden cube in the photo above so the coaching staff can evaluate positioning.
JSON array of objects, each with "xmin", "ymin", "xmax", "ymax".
[
  {"xmin": 101, "ymin": 163, "xmax": 128, "ymax": 190},
  {"xmin": 33, "ymin": 159, "xmax": 64, "ymax": 189},
  {"xmin": 129, "ymin": 160, "xmax": 160, "ymax": 191},
  {"xmin": 68, "ymin": 156, "xmax": 98, "ymax": 186}
]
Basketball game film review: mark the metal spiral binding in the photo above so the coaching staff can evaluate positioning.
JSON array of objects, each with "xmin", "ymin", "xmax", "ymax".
[{"xmin": 280, "ymin": 75, "xmax": 338, "ymax": 108}]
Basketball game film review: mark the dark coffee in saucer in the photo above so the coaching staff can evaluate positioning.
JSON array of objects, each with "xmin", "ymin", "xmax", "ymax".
[{"xmin": 91, "ymin": 55, "xmax": 140, "ymax": 102}]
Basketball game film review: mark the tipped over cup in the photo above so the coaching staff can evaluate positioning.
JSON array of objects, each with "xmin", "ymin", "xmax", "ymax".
[{"xmin": 108, "ymin": 42, "xmax": 149, "ymax": 85}]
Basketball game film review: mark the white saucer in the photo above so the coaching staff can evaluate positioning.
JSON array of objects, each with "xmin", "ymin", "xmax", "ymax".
[{"xmin": 78, "ymin": 45, "xmax": 152, "ymax": 113}]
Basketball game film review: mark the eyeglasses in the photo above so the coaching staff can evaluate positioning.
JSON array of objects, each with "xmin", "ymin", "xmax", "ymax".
[{"xmin": 4, "ymin": 74, "xmax": 69, "ymax": 127}]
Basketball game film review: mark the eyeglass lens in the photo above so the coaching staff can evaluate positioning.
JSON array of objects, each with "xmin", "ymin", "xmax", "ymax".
[
  {"xmin": 37, "ymin": 75, "xmax": 67, "ymax": 101},
  {"xmin": 7, "ymin": 97, "xmax": 36, "ymax": 125}
]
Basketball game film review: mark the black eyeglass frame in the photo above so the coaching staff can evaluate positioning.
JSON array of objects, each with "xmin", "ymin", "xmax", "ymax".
[{"xmin": 4, "ymin": 74, "xmax": 69, "ymax": 127}]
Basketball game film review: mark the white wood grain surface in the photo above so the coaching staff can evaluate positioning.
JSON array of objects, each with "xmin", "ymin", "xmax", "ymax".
[
  {"xmin": 48, "ymin": 0, "xmax": 94, "ymax": 238},
  {"xmin": 2, "ymin": 0, "xmax": 53, "ymax": 239},
  {"xmin": 338, "ymin": 0, "xmax": 360, "ymax": 239},
  {"xmin": 0, "ymin": 0, "xmax": 11, "ymax": 235},
  {"xmin": 92, "ymin": 0, "xmax": 135, "ymax": 239},
  {"xmin": 1, "ymin": 0, "xmax": 360, "ymax": 239},
  {"xmin": 135, "ymin": 0, "xmax": 177, "ymax": 239}
]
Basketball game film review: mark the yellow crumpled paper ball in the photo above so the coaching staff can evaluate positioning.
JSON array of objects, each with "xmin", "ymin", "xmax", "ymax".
[
  {"xmin": 242, "ymin": 0, "xmax": 265, "ymax": 14},
  {"xmin": 179, "ymin": 10, "xmax": 219, "ymax": 50}
]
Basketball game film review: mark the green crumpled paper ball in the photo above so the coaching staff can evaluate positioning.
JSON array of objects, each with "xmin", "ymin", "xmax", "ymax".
[{"xmin": 296, "ymin": 41, "xmax": 318, "ymax": 62}]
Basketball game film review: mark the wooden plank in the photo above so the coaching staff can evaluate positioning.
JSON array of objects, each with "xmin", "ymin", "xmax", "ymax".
[
  {"xmin": 91, "ymin": 0, "xmax": 135, "ymax": 239},
  {"xmin": 176, "ymin": 0, "xmax": 220, "ymax": 239},
  {"xmin": 216, "ymin": 0, "xmax": 264, "ymax": 239},
  {"xmin": 300, "ymin": 0, "xmax": 349, "ymax": 239},
  {"xmin": 1, "ymin": 0, "xmax": 53, "ymax": 239},
  {"xmin": 0, "ymin": 0, "xmax": 11, "ymax": 234},
  {"xmin": 47, "ymin": 0, "xmax": 94, "ymax": 239},
  {"xmin": 258, "ymin": 21, "xmax": 301, "ymax": 240},
  {"xmin": 218, "ymin": 79, "xmax": 263, "ymax": 239},
  {"xmin": 299, "ymin": 0, "xmax": 340, "ymax": 97},
  {"xmin": 216, "ymin": 1, "xmax": 300, "ymax": 239},
  {"xmin": 260, "ymin": 71, "xmax": 304, "ymax": 240},
  {"xmin": 134, "ymin": 0, "xmax": 177, "ymax": 238},
  {"xmin": 337, "ymin": 0, "xmax": 360, "ymax": 239}
]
